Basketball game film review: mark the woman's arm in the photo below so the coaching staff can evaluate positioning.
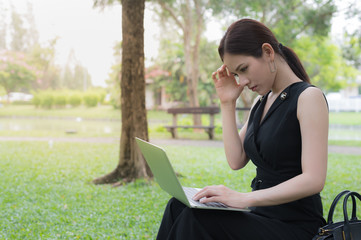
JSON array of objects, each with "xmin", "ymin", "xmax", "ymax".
[
  {"xmin": 194, "ymin": 87, "xmax": 329, "ymax": 209},
  {"xmin": 212, "ymin": 65, "xmax": 251, "ymax": 170},
  {"xmin": 220, "ymin": 103, "xmax": 250, "ymax": 170}
]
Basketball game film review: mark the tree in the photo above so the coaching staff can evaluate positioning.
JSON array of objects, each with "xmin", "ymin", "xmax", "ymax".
[
  {"xmin": 294, "ymin": 36, "xmax": 358, "ymax": 91},
  {"xmin": 153, "ymin": 39, "xmax": 187, "ymax": 104},
  {"xmin": 0, "ymin": 2, "xmax": 7, "ymax": 50},
  {"xmin": 61, "ymin": 49, "xmax": 92, "ymax": 90},
  {"xmin": 0, "ymin": 50, "xmax": 37, "ymax": 102},
  {"xmin": 152, "ymin": 0, "xmax": 337, "ymax": 117},
  {"xmin": 92, "ymin": 0, "xmax": 152, "ymax": 184},
  {"xmin": 28, "ymin": 38, "xmax": 61, "ymax": 90},
  {"xmin": 339, "ymin": 0, "xmax": 361, "ymax": 70},
  {"xmin": 153, "ymin": 0, "xmax": 207, "ymax": 124},
  {"xmin": 210, "ymin": 0, "xmax": 337, "ymax": 107},
  {"xmin": 153, "ymin": 37, "xmax": 221, "ymax": 107},
  {"xmin": 10, "ymin": 9, "xmax": 27, "ymax": 52}
]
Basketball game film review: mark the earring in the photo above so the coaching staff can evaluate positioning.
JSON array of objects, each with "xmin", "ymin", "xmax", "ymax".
[{"xmin": 269, "ymin": 60, "xmax": 276, "ymax": 73}]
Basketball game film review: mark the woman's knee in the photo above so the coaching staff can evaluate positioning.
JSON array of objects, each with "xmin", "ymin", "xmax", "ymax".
[{"xmin": 164, "ymin": 198, "xmax": 187, "ymax": 220}]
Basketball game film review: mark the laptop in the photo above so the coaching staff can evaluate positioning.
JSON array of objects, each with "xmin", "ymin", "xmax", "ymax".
[{"xmin": 135, "ymin": 137, "xmax": 250, "ymax": 212}]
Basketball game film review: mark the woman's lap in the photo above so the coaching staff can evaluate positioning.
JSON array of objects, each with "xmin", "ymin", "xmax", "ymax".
[{"xmin": 157, "ymin": 198, "xmax": 313, "ymax": 240}]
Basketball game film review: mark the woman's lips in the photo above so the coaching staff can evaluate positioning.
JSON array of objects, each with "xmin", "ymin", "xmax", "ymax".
[{"xmin": 250, "ymin": 86, "xmax": 257, "ymax": 92}]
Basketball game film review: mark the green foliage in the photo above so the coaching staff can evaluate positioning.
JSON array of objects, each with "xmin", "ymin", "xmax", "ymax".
[
  {"xmin": 0, "ymin": 51, "xmax": 37, "ymax": 95},
  {"xmin": 198, "ymin": 39, "xmax": 223, "ymax": 106},
  {"xmin": 31, "ymin": 89, "xmax": 108, "ymax": 109},
  {"xmin": 212, "ymin": 0, "xmax": 336, "ymax": 44},
  {"xmin": 68, "ymin": 92, "xmax": 82, "ymax": 107},
  {"xmin": 53, "ymin": 93, "xmax": 67, "ymax": 108},
  {"xmin": 0, "ymin": 85, "xmax": 6, "ymax": 96},
  {"xmin": 92, "ymin": 87, "xmax": 107, "ymax": 104},
  {"xmin": 32, "ymin": 91, "xmax": 52, "ymax": 109},
  {"xmin": 27, "ymin": 39, "xmax": 61, "ymax": 90},
  {"xmin": 150, "ymin": 39, "xmax": 187, "ymax": 103},
  {"xmin": 83, "ymin": 92, "xmax": 99, "ymax": 107},
  {"xmin": 151, "ymin": 38, "xmax": 221, "ymax": 106},
  {"xmin": 31, "ymin": 93, "xmax": 41, "ymax": 108},
  {"xmin": 342, "ymin": 35, "xmax": 361, "ymax": 69},
  {"xmin": 293, "ymin": 36, "xmax": 359, "ymax": 91},
  {"xmin": 150, "ymin": 0, "xmax": 345, "ymax": 108},
  {"xmin": 40, "ymin": 91, "xmax": 54, "ymax": 109}
]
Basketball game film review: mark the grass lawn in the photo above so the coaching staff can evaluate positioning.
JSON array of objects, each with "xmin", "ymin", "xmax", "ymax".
[
  {"xmin": 1, "ymin": 104, "xmax": 361, "ymax": 145},
  {"xmin": 0, "ymin": 105, "xmax": 122, "ymax": 120},
  {"xmin": 1, "ymin": 105, "xmax": 361, "ymax": 126},
  {"xmin": 329, "ymin": 112, "xmax": 361, "ymax": 126},
  {"xmin": 0, "ymin": 141, "xmax": 360, "ymax": 239}
]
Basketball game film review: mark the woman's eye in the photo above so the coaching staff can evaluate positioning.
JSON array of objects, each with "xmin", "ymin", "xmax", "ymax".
[{"xmin": 240, "ymin": 66, "xmax": 248, "ymax": 72}]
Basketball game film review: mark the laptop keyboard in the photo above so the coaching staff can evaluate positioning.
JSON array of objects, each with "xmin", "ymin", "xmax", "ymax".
[{"xmin": 183, "ymin": 187, "xmax": 228, "ymax": 208}]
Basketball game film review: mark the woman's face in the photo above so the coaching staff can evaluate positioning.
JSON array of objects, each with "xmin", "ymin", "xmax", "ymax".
[{"xmin": 223, "ymin": 52, "xmax": 275, "ymax": 96}]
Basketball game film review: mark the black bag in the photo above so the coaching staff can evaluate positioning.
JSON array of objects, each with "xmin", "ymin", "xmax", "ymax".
[{"xmin": 313, "ymin": 190, "xmax": 361, "ymax": 240}]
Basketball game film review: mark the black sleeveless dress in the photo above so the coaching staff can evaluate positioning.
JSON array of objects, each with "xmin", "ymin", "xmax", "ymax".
[{"xmin": 156, "ymin": 82, "xmax": 326, "ymax": 240}]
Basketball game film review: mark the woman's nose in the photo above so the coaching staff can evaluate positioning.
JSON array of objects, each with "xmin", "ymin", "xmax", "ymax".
[{"xmin": 239, "ymin": 77, "xmax": 250, "ymax": 86}]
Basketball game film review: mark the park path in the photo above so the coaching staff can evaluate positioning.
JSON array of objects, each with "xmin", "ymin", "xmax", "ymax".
[{"xmin": 0, "ymin": 136, "xmax": 360, "ymax": 155}]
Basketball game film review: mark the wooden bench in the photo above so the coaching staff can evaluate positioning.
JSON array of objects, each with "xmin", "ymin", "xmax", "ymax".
[{"xmin": 165, "ymin": 107, "xmax": 220, "ymax": 140}]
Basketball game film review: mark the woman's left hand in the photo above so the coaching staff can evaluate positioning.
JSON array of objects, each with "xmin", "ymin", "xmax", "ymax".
[{"xmin": 192, "ymin": 185, "xmax": 251, "ymax": 209}]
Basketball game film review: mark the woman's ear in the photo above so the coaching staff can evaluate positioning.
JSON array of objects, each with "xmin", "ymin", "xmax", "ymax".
[{"xmin": 261, "ymin": 43, "xmax": 275, "ymax": 61}]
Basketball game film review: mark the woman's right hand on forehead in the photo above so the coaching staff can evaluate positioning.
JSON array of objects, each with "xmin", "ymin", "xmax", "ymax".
[{"xmin": 212, "ymin": 64, "xmax": 249, "ymax": 105}]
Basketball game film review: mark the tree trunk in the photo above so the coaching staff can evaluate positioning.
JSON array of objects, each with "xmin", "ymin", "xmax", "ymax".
[
  {"xmin": 183, "ymin": 0, "xmax": 202, "ymax": 125},
  {"xmin": 156, "ymin": 0, "xmax": 205, "ymax": 125},
  {"xmin": 93, "ymin": 0, "xmax": 152, "ymax": 185},
  {"xmin": 184, "ymin": 28, "xmax": 201, "ymax": 125}
]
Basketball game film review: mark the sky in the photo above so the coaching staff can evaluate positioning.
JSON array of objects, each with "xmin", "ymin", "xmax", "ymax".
[
  {"xmin": 6, "ymin": 0, "xmax": 163, "ymax": 87},
  {"xmin": 5, "ymin": 0, "xmax": 360, "ymax": 87}
]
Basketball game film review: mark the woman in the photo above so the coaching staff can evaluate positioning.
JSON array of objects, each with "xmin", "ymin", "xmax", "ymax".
[{"xmin": 157, "ymin": 18, "xmax": 329, "ymax": 240}]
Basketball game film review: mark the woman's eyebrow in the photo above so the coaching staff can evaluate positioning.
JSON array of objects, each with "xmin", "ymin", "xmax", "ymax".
[{"xmin": 235, "ymin": 63, "xmax": 245, "ymax": 72}]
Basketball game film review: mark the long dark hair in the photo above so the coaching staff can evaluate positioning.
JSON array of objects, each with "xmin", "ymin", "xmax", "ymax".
[{"xmin": 218, "ymin": 19, "xmax": 310, "ymax": 83}]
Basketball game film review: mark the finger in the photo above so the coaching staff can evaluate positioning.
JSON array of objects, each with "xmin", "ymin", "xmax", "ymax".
[
  {"xmin": 217, "ymin": 68, "xmax": 225, "ymax": 78},
  {"xmin": 192, "ymin": 188, "xmax": 207, "ymax": 201},
  {"xmin": 193, "ymin": 186, "xmax": 212, "ymax": 200},
  {"xmin": 221, "ymin": 64, "xmax": 227, "ymax": 71},
  {"xmin": 223, "ymin": 65, "xmax": 231, "ymax": 77},
  {"xmin": 224, "ymin": 65, "xmax": 230, "ymax": 76},
  {"xmin": 218, "ymin": 65, "xmax": 228, "ymax": 78},
  {"xmin": 200, "ymin": 196, "xmax": 222, "ymax": 204},
  {"xmin": 211, "ymin": 71, "xmax": 218, "ymax": 83},
  {"xmin": 193, "ymin": 187, "xmax": 219, "ymax": 201}
]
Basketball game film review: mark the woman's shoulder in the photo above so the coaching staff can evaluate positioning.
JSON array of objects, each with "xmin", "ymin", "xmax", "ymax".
[
  {"xmin": 297, "ymin": 86, "xmax": 328, "ymax": 118},
  {"xmin": 298, "ymin": 86, "xmax": 326, "ymax": 104}
]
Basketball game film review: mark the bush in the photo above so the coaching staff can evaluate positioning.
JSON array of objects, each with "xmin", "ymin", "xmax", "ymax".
[
  {"xmin": 83, "ymin": 92, "xmax": 99, "ymax": 107},
  {"xmin": 12, "ymin": 100, "xmax": 33, "ymax": 105},
  {"xmin": 68, "ymin": 93, "xmax": 82, "ymax": 107},
  {"xmin": 40, "ymin": 92, "xmax": 54, "ymax": 109},
  {"xmin": 97, "ymin": 89, "xmax": 107, "ymax": 104},
  {"xmin": 53, "ymin": 93, "xmax": 67, "ymax": 108},
  {"xmin": 32, "ymin": 93, "xmax": 41, "ymax": 108}
]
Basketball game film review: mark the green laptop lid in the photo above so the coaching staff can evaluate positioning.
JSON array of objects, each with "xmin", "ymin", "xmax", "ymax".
[{"xmin": 135, "ymin": 138, "xmax": 190, "ymax": 207}]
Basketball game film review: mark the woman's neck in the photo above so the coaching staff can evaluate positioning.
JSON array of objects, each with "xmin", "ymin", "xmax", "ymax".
[{"xmin": 271, "ymin": 57, "xmax": 302, "ymax": 95}]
